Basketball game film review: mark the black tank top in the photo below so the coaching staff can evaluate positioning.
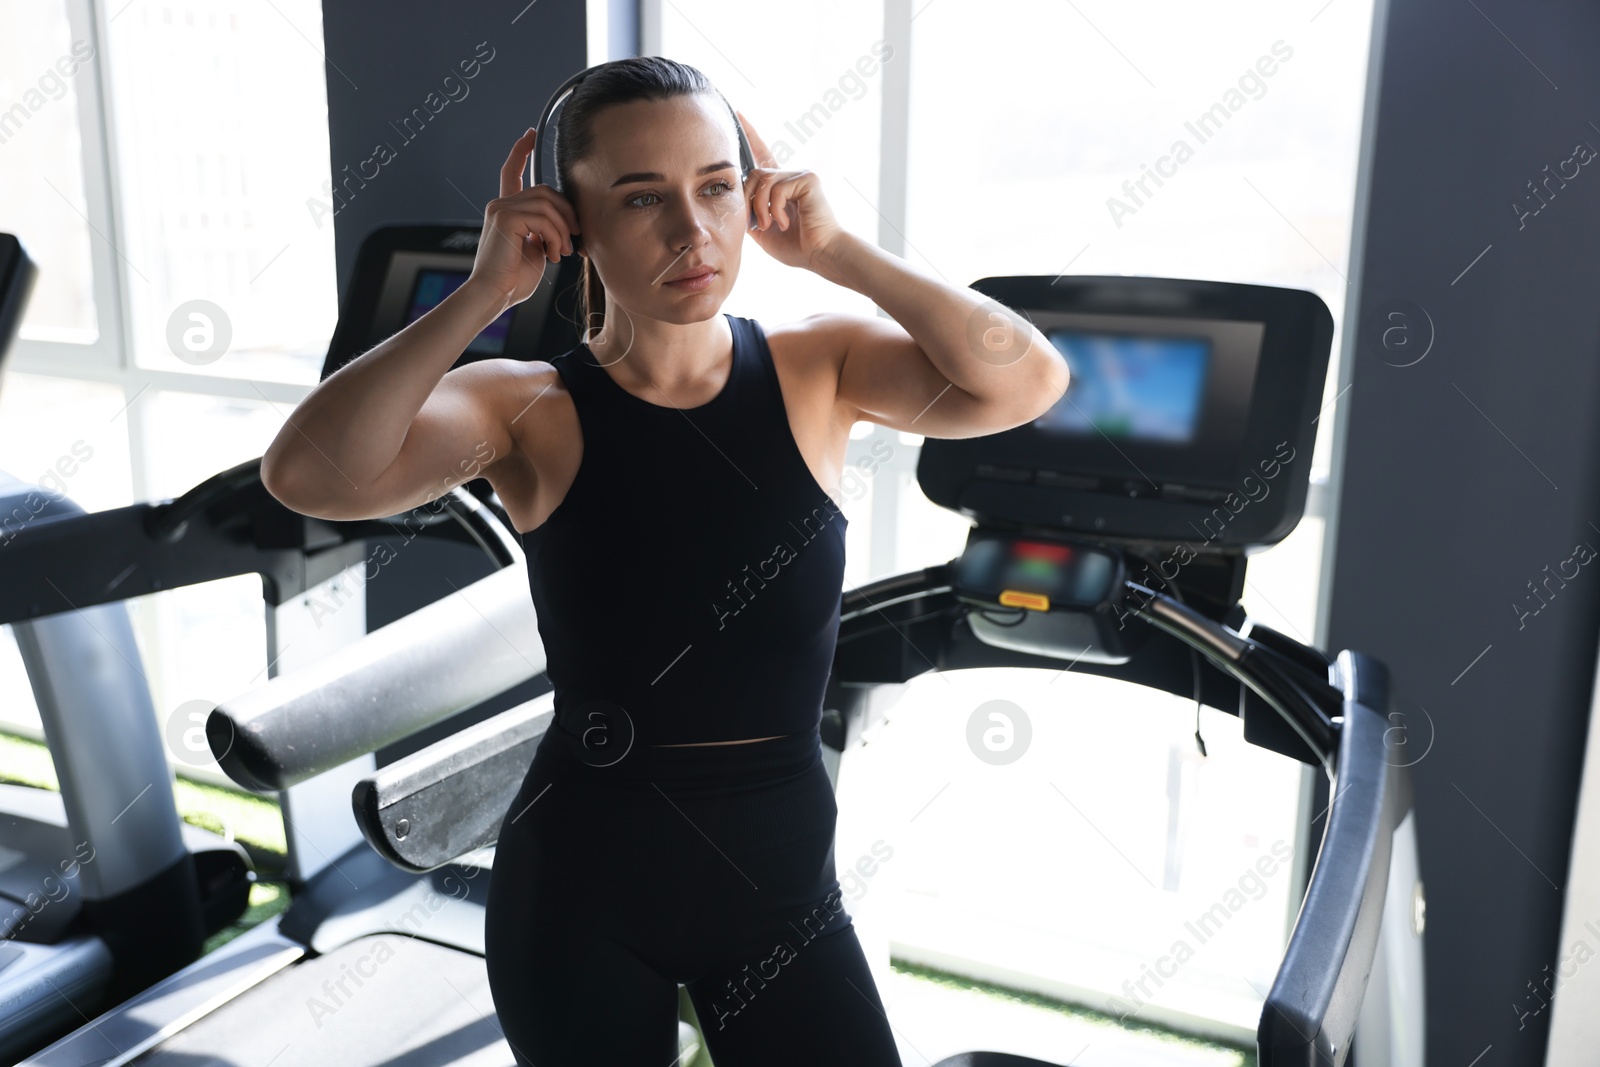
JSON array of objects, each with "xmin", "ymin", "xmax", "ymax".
[{"xmin": 518, "ymin": 314, "xmax": 848, "ymax": 750}]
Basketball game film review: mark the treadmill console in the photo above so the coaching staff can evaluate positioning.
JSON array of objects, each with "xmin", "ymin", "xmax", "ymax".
[
  {"xmin": 321, "ymin": 223, "xmax": 586, "ymax": 379},
  {"xmin": 919, "ymin": 276, "xmax": 1333, "ymax": 550}
]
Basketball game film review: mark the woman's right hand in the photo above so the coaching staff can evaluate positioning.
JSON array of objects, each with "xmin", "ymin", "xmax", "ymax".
[{"xmin": 468, "ymin": 127, "xmax": 582, "ymax": 310}]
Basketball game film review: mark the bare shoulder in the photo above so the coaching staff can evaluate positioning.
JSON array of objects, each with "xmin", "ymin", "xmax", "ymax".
[
  {"xmin": 763, "ymin": 311, "xmax": 858, "ymax": 369},
  {"xmin": 764, "ymin": 311, "xmax": 930, "ymax": 424},
  {"xmin": 762, "ymin": 312, "xmax": 865, "ymax": 422},
  {"xmin": 470, "ymin": 357, "xmax": 579, "ymax": 533},
  {"xmin": 758, "ymin": 315, "xmax": 863, "ymax": 494},
  {"xmin": 455, "ymin": 358, "xmax": 569, "ymax": 463}
]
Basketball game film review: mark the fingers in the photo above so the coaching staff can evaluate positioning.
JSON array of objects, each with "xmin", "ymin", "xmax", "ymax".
[
  {"xmin": 769, "ymin": 177, "xmax": 797, "ymax": 231},
  {"xmin": 747, "ymin": 171, "xmax": 770, "ymax": 229},
  {"xmin": 748, "ymin": 171, "xmax": 788, "ymax": 230},
  {"xmin": 499, "ymin": 127, "xmax": 538, "ymax": 199},
  {"xmin": 498, "ymin": 126, "xmax": 586, "ymax": 246},
  {"xmin": 487, "ymin": 199, "xmax": 575, "ymax": 264},
  {"xmin": 486, "ymin": 191, "xmax": 580, "ymax": 257},
  {"xmin": 745, "ymin": 170, "xmax": 809, "ymax": 231},
  {"xmin": 512, "ymin": 189, "xmax": 582, "ymax": 246},
  {"xmin": 498, "ymin": 182, "xmax": 581, "ymax": 245}
]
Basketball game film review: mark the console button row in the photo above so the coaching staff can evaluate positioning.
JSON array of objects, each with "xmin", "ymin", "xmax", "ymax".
[{"xmin": 974, "ymin": 465, "xmax": 1231, "ymax": 504}]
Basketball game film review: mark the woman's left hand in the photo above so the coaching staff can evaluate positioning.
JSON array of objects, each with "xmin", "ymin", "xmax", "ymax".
[{"xmin": 736, "ymin": 111, "xmax": 848, "ymax": 272}]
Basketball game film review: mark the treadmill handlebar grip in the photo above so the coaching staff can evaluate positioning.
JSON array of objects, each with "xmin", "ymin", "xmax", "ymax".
[
  {"xmin": 208, "ymin": 566, "xmax": 546, "ymax": 792},
  {"xmin": 352, "ymin": 700, "xmax": 552, "ymax": 872}
]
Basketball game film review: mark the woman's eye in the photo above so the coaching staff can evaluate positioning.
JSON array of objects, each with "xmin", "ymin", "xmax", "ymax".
[{"xmin": 626, "ymin": 181, "xmax": 734, "ymax": 209}]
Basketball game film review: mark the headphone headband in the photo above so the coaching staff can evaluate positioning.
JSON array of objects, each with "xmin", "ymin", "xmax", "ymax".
[{"xmin": 531, "ymin": 64, "xmax": 757, "ymax": 194}]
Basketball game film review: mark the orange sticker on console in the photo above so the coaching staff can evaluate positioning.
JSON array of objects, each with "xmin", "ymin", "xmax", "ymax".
[{"xmin": 998, "ymin": 589, "xmax": 1050, "ymax": 611}]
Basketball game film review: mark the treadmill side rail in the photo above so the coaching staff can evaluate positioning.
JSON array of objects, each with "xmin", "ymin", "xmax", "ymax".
[
  {"xmin": 0, "ymin": 935, "xmax": 113, "ymax": 1065},
  {"xmin": 18, "ymin": 917, "xmax": 305, "ymax": 1067}
]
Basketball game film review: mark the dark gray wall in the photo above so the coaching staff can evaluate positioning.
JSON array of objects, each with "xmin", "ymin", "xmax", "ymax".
[
  {"xmin": 1325, "ymin": 1, "xmax": 1600, "ymax": 1063},
  {"xmin": 319, "ymin": 0, "xmax": 591, "ymax": 302}
]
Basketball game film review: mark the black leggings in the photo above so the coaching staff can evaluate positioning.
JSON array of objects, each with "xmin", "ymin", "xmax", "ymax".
[{"xmin": 484, "ymin": 723, "xmax": 904, "ymax": 1066}]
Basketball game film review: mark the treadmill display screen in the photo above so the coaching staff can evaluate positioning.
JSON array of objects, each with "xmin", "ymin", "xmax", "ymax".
[
  {"xmin": 404, "ymin": 268, "xmax": 514, "ymax": 356},
  {"xmin": 1034, "ymin": 329, "xmax": 1211, "ymax": 443}
]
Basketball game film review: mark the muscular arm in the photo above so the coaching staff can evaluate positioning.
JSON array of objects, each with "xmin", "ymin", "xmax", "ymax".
[
  {"xmin": 810, "ymin": 234, "xmax": 1070, "ymax": 439},
  {"xmin": 260, "ymin": 280, "xmax": 520, "ymax": 521}
]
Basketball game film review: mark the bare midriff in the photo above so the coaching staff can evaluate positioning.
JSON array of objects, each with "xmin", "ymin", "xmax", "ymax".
[{"xmin": 649, "ymin": 734, "xmax": 789, "ymax": 747}]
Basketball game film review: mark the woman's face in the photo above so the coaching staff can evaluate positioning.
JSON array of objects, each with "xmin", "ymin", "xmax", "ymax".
[{"xmin": 568, "ymin": 94, "xmax": 746, "ymax": 326}]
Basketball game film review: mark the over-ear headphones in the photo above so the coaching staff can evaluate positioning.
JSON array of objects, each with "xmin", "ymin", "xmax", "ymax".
[{"xmin": 531, "ymin": 63, "xmax": 760, "ymax": 254}]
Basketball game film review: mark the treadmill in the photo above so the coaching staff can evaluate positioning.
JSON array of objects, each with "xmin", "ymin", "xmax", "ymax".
[
  {"xmin": 19, "ymin": 226, "xmax": 1423, "ymax": 1066},
  {"xmin": 0, "ymin": 232, "xmax": 258, "ymax": 1062}
]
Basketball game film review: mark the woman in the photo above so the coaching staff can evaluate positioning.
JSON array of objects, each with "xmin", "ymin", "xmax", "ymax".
[{"xmin": 262, "ymin": 56, "xmax": 1066, "ymax": 1067}]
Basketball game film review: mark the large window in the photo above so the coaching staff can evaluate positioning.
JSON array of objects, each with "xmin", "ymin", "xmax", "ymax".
[
  {"xmin": 0, "ymin": 0, "xmax": 335, "ymax": 764},
  {"xmin": 102, "ymin": 0, "xmax": 338, "ymax": 385},
  {"xmin": 0, "ymin": 4, "xmax": 99, "ymax": 343},
  {"xmin": 662, "ymin": 0, "xmax": 1374, "ymax": 1049}
]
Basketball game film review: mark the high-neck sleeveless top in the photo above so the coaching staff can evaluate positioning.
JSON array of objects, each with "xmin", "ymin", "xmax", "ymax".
[{"xmin": 518, "ymin": 314, "xmax": 849, "ymax": 750}]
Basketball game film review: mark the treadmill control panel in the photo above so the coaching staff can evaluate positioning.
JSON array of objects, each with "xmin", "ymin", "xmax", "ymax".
[
  {"xmin": 950, "ymin": 530, "xmax": 1140, "ymax": 665},
  {"xmin": 952, "ymin": 531, "xmax": 1120, "ymax": 612}
]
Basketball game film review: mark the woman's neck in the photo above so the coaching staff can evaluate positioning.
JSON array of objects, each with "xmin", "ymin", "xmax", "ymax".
[{"xmin": 586, "ymin": 311, "xmax": 733, "ymax": 391}]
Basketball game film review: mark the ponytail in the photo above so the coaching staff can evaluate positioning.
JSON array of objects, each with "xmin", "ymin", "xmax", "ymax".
[{"xmin": 579, "ymin": 253, "xmax": 606, "ymax": 342}]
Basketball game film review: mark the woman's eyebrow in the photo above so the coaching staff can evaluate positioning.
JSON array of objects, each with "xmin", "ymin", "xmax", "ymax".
[{"xmin": 610, "ymin": 160, "xmax": 738, "ymax": 188}]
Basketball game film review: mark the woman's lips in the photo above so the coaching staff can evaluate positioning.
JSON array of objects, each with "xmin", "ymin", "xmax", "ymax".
[{"xmin": 665, "ymin": 269, "xmax": 717, "ymax": 291}]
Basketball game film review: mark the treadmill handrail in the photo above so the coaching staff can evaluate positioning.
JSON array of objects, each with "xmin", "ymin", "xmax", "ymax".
[
  {"xmin": 351, "ymin": 698, "xmax": 554, "ymax": 872},
  {"xmin": 1128, "ymin": 581, "xmax": 1339, "ymax": 770},
  {"xmin": 1257, "ymin": 650, "xmax": 1399, "ymax": 1066},
  {"xmin": 209, "ymin": 565, "xmax": 546, "ymax": 791},
  {"xmin": 144, "ymin": 460, "xmax": 522, "ymax": 569},
  {"xmin": 143, "ymin": 458, "xmax": 269, "ymax": 543}
]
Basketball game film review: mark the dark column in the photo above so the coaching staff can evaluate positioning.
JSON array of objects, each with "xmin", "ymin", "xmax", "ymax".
[{"xmin": 1322, "ymin": 1, "xmax": 1600, "ymax": 1063}]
